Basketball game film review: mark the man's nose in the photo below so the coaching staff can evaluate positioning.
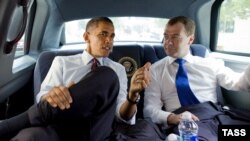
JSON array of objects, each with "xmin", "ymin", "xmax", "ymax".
[{"xmin": 105, "ymin": 36, "xmax": 114, "ymax": 43}]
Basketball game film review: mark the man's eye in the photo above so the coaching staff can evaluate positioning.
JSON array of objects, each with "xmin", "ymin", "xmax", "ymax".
[
  {"xmin": 99, "ymin": 32, "xmax": 108, "ymax": 37},
  {"xmin": 172, "ymin": 36, "xmax": 179, "ymax": 39},
  {"xmin": 164, "ymin": 36, "xmax": 169, "ymax": 39}
]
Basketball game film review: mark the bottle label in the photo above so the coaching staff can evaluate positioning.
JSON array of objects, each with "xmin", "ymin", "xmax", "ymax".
[
  {"xmin": 190, "ymin": 135, "xmax": 198, "ymax": 141},
  {"xmin": 180, "ymin": 134, "xmax": 198, "ymax": 141}
]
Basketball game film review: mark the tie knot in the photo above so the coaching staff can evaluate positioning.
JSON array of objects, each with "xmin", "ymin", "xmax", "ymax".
[
  {"xmin": 91, "ymin": 58, "xmax": 99, "ymax": 71},
  {"xmin": 92, "ymin": 58, "xmax": 99, "ymax": 63},
  {"xmin": 175, "ymin": 59, "xmax": 186, "ymax": 65}
]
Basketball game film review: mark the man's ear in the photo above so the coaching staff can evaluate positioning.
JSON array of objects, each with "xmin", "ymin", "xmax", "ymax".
[
  {"xmin": 83, "ymin": 32, "xmax": 89, "ymax": 43},
  {"xmin": 188, "ymin": 34, "xmax": 195, "ymax": 45}
]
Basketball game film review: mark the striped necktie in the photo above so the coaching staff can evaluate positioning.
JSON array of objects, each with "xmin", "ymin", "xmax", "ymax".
[{"xmin": 91, "ymin": 58, "xmax": 99, "ymax": 71}]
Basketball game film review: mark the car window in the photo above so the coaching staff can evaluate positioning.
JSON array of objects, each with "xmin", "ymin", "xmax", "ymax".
[
  {"xmin": 15, "ymin": 35, "xmax": 25, "ymax": 57},
  {"xmin": 217, "ymin": 0, "xmax": 250, "ymax": 54},
  {"xmin": 65, "ymin": 17, "xmax": 168, "ymax": 44}
]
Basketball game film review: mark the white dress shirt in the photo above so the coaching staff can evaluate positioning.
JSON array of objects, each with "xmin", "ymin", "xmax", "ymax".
[
  {"xmin": 36, "ymin": 50, "xmax": 136, "ymax": 124},
  {"xmin": 144, "ymin": 52, "xmax": 250, "ymax": 125}
]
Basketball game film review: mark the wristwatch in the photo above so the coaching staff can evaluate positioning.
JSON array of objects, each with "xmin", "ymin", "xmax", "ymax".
[{"xmin": 126, "ymin": 94, "xmax": 140, "ymax": 104}]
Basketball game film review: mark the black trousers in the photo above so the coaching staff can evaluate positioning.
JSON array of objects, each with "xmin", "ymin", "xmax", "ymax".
[
  {"xmin": 165, "ymin": 101, "xmax": 250, "ymax": 141},
  {"xmin": 0, "ymin": 66, "xmax": 120, "ymax": 141}
]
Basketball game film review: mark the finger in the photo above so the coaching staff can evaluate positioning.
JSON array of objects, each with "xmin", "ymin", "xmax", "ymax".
[
  {"xmin": 135, "ymin": 79, "xmax": 143, "ymax": 83},
  {"xmin": 58, "ymin": 86, "xmax": 72, "ymax": 108},
  {"xmin": 144, "ymin": 77, "xmax": 150, "ymax": 85},
  {"xmin": 183, "ymin": 111, "xmax": 199, "ymax": 121},
  {"xmin": 143, "ymin": 62, "xmax": 151, "ymax": 70},
  {"xmin": 46, "ymin": 95, "xmax": 58, "ymax": 108},
  {"xmin": 134, "ymin": 62, "xmax": 151, "ymax": 78},
  {"xmin": 64, "ymin": 89, "xmax": 73, "ymax": 105},
  {"xmin": 52, "ymin": 87, "xmax": 68, "ymax": 110},
  {"xmin": 135, "ymin": 74, "xmax": 144, "ymax": 80},
  {"xmin": 134, "ymin": 69, "xmax": 143, "ymax": 77},
  {"xmin": 192, "ymin": 114, "xmax": 200, "ymax": 121},
  {"xmin": 45, "ymin": 89, "xmax": 61, "ymax": 108},
  {"xmin": 142, "ymin": 65, "xmax": 151, "ymax": 83},
  {"xmin": 66, "ymin": 82, "xmax": 74, "ymax": 103},
  {"xmin": 142, "ymin": 80, "xmax": 148, "ymax": 88},
  {"xmin": 143, "ymin": 70, "xmax": 151, "ymax": 84},
  {"xmin": 135, "ymin": 73, "xmax": 150, "ymax": 87},
  {"xmin": 50, "ymin": 86, "xmax": 71, "ymax": 110}
]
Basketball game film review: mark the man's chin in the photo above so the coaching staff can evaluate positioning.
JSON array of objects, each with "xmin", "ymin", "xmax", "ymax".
[
  {"xmin": 167, "ymin": 52, "xmax": 178, "ymax": 58},
  {"xmin": 103, "ymin": 53, "xmax": 110, "ymax": 57}
]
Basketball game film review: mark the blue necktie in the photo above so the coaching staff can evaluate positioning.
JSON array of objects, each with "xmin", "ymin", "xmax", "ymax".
[{"xmin": 175, "ymin": 59, "xmax": 200, "ymax": 106}]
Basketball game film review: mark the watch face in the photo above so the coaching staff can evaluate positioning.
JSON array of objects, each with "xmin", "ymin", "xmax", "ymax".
[{"xmin": 135, "ymin": 96, "xmax": 140, "ymax": 103}]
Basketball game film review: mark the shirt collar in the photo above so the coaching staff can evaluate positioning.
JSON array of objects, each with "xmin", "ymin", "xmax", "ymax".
[
  {"xmin": 81, "ymin": 50, "xmax": 104, "ymax": 65},
  {"xmin": 169, "ymin": 52, "xmax": 194, "ymax": 64}
]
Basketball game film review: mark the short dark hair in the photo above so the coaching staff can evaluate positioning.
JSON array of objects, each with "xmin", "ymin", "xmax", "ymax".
[
  {"xmin": 86, "ymin": 17, "xmax": 113, "ymax": 31},
  {"xmin": 167, "ymin": 16, "xmax": 195, "ymax": 36}
]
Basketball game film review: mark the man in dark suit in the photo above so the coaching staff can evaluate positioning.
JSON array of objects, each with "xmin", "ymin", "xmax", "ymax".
[{"xmin": 0, "ymin": 17, "xmax": 151, "ymax": 141}]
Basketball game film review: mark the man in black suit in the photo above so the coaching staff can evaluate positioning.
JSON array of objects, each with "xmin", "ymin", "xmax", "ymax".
[{"xmin": 0, "ymin": 17, "xmax": 151, "ymax": 141}]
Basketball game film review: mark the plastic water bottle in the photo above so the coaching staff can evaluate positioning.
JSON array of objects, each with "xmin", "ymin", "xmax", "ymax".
[{"xmin": 178, "ymin": 112, "xmax": 198, "ymax": 141}]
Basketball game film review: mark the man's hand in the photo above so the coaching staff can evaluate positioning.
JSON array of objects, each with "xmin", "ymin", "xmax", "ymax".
[
  {"xmin": 167, "ymin": 111, "xmax": 199, "ymax": 125},
  {"xmin": 41, "ymin": 81, "xmax": 75, "ymax": 110},
  {"xmin": 128, "ymin": 62, "xmax": 151, "ymax": 100},
  {"xmin": 119, "ymin": 62, "xmax": 151, "ymax": 119}
]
